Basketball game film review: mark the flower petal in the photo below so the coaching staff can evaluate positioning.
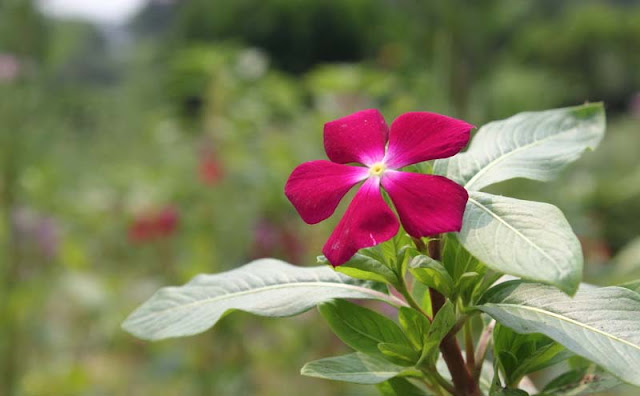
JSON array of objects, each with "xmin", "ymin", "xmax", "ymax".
[
  {"xmin": 322, "ymin": 178, "xmax": 399, "ymax": 267},
  {"xmin": 381, "ymin": 171, "xmax": 468, "ymax": 238},
  {"xmin": 285, "ymin": 160, "xmax": 369, "ymax": 224},
  {"xmin": 384, "ymin": 112, "xmax": 473, "ymax": 169},
  {"xmin": 324, "ymin": 109, "xmax": 388, "ymax": 166}
]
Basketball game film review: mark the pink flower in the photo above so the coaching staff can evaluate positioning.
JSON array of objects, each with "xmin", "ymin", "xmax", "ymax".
[{"xmin": 285, "ymin": 109, "xmax": 472, "ymax": 266}]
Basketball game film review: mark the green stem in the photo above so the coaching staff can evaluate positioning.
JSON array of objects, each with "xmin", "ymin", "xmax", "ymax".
[
  {"xmin": 395, "ymin": 276, "xmax": 432, "ymax": 321},
  {"xmin": 423, "ymin": 367, "xmax": 457, "ymax": 396},
  {"xmin": 473, "ymin": 320, "xmax": 495, "ymax": 382},
  {"xmin": 425, "ymin": 237, "xmax": 481, "ymax": 396},
  {"xmin": 464, "ymin": 320, "xmax": 475, "ymax": 373}
]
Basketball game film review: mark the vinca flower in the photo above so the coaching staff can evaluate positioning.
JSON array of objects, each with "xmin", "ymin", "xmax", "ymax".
[{"xmin": 285, "ymin": 109, "xmax": 472, "ymax": 266}]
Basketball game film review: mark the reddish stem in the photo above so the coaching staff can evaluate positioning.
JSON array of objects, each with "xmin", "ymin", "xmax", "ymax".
[{"xmin": 428, "ymin": 238, "xmax": 481, "ymax": 396}]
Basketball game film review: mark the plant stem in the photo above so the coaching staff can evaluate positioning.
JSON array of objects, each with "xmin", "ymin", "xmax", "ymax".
[
  {"xmin": 427, "ymin": 238, "xmax": 481, "ymax": 396},
  {"xmin": 423, "ymin": 367, "xmax": 457, "ymax": 396},
  {"xmin": 473, "ymin": 319, "xmax": 495, "ymax": 382},
  {"xmin": 396, "ymin": 276, "xmax": 432, "ymax": 321},
  {"xmin": 464, "ymin": 320, "xmax": 476, "ymax": 372}
]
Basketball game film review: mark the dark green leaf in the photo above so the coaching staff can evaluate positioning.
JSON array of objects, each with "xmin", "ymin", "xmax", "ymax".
[
  {"xmin": 493, "ymin": 324, "xmax": 571, "ymax": 386},
  {"xmin": 410, "ymin": 255, "xmax": 454, "ymax": 297},
  {"xmin": 378, "ymin": 342, "xmax": 420, "ymax": 366},
  {"xmin": 318, "ymin": 299, "xmax": 410, "ymax": 357},
  {"xmin": 318, "ymin": 254, "xmax": 399, "ymax": 285},
  {"xmin": 377, "ymin": 377, "xmax": 432, "ymax": 395},
  {"xmin": 419, "ymin": 301, "xmax": 456, "ymax": 364},
  {"xmin": 490, "ymin": 388, "xmax": 529, "ymax": 396},
  {"xmin": 398, "ymin": 307, "xmax": 431, "ymax": 351}
]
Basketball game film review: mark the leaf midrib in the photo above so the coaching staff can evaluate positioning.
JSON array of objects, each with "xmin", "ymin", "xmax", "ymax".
[
  {"xmin": 484, "ymin": 302, "xmax": 640, "ymax": 352},
  {"xmin": 126, "ymin": 281, "xmax": 404, "ymax": 324},
  {"xmin": 468, "ymin": 196, "xmax": 558, "ymax": 269}
]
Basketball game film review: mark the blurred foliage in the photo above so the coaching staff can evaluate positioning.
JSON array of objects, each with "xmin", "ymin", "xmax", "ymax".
[{"xmin": 0, "ymin": 0, "xmax": 639, "ymax": 395}]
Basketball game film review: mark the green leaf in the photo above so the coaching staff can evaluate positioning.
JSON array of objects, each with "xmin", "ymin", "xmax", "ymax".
[
  {"xmin": 539, "ymin": 365, "xmax": 621, "ymax": 395},
  {"xmin": 122, "ymin": 259, "xmax": 402, "ymax": 340},
  {"xmin": 324, "ymin": 253, "xmax": 398, "ymax": 285},
  {"xmin": 477, "ymin": 281, "xmax": 640, "ymax": 386},
  {"xmin": 440, "ymin": 234, "xmax": 500, "ymax": 306},
  {"xmin": 377, "ymin": 377, "xmax": 432, "ymax": 396},
  {"xmin": 436, "ymin": 355, "xmax": 495, "ymax": 394},
  {"xmin": 301, "ymin": 352, "xmax": 411, "ymax": 384},
  {"xmin": 607, "ymin": 237, "xmax": 640, "ymax": 283},
  {"xmin": 490, "ymin": 388, "xmax": 529, "ymax": 396},
  {"xmin": 378, "ymin": 342, "xmax": 420, "ymax": 366},
  {"xmin": 434, "ymin": 103, "xmax": 605, "ymax": 191},
  {"xmin": 459, "ymin": 191, "xmax": 582, "ymax": 294},
  {"xmin": 398, "ymin": 307, "xmax": 431, "ymax": 351},
  {"xmin": 410, "ymin": 255, "xmax": 455, "ymax": 297},
  {"xmin": 493, "ymin": 324, "xmax": 571, "ymax": 386},
  {"xmin": 318, "ymin": 299, "xmax": 411, "ymax": 357},
  {"xmin": 420, "ymin": 301, "xmax": 456, "ymax": 364},
  {"xmin": 620, "ymin": 279, "xmax": 640, "ymax": 294}
]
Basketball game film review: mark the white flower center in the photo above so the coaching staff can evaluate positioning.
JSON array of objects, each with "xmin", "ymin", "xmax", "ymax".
[{"xmin": 368, "ymin": 162, "xmax": 386, "ymax": 177}]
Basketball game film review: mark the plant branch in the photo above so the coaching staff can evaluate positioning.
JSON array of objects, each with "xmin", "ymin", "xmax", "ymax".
[
  {"xmin": 426, "ymin": 237, "xmax": 481, "ymax": 396},
  {"xmin": 395, "ymin": 276, "xmax": 432, "ymax": 321},
  {"xmin": 423, "ymin": 367, "xmax": 457, "ymax": 396},
  {"xmin": 464, "ymin": 320, "xmax": 476, "ymax": 373},
  {"xmin": 473, "ymin": 319, "xmax": 495, "ymax": 382}
]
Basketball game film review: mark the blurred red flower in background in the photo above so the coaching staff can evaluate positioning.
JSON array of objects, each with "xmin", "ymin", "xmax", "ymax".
[
  {"xmin": 129, "ymin": 206, "xmax": 180, "ymax": 243},
  {"xmin": 198, "ymin": 151, "xmax": 224, "ymax": 186}
]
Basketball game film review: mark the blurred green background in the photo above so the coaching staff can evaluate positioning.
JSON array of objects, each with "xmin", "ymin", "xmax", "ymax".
[{"xmin": 1, "ymin": 0, "xmax": 639, "ymax": 395}]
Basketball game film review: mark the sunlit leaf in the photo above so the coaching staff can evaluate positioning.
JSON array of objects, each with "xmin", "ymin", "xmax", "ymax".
[
  {"xmin": 459, "ymin": 192, "xmax": 582, "ymax": 294},
  {"xmin": 478, "ymin": 281, "xmax": 640, "ymax": 386},
  {"xmin": 122, "ymin": 259, "xmax": 402, "ymax": 340},
  {"xmin": 435, "ymin": 103, "xmax": 605, "ymax": 191}
]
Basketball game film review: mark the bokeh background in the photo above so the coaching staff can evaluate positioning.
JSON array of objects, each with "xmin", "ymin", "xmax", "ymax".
[{"xmin": 1, "ymin": 0, "xmax": 639, "ymax": 395}]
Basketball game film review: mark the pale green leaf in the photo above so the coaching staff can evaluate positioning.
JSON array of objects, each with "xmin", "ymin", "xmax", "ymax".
[
  {"xmin": 434, "ymin": 103, "xmax": 605, "ymax": 191},
  {"xmin": 539, "ymin": 365, "xmax": 621, "ymax": 395},
  {"xmin": 607, "ymin": 237, "xmax": 640, "ymax": 283},
  {"xmin": 301, "ymin": 352, "xmax": 411, "ymax": 384},
  {"xmin": 459, "ymin": 191, "xmax": 582, "ymax": 294},
  {"xmin": 122, "ymin": 259, "xmax": 402, "ymax": 340},
  {"xmin": 477, "ymin": 281, "xmax": 640, "ymax": 386}
]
